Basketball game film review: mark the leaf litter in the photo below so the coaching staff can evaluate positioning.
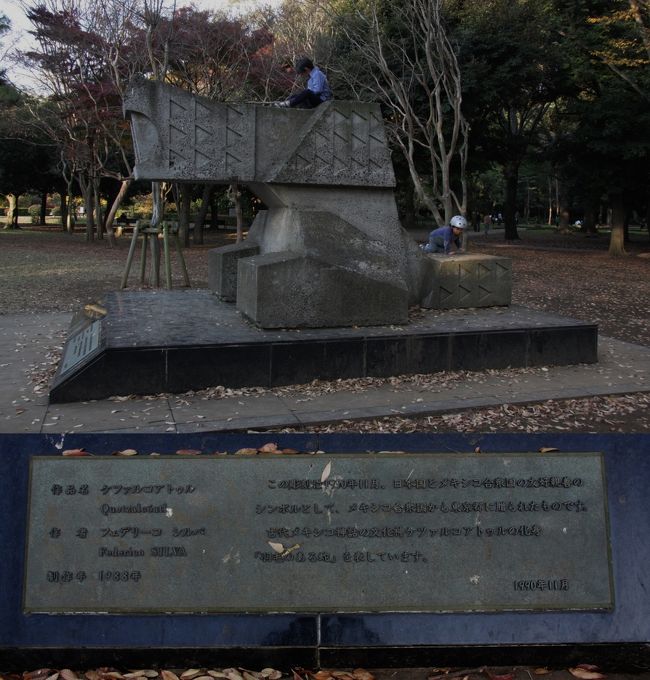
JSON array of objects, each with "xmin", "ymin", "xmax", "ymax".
[
  {"xmin": 11, "ymin": 230, "xmax": 650, "ymax": 434},
  {"xmin": 4, "ymin": 665, "xmax": 620, "ymax": 680}
]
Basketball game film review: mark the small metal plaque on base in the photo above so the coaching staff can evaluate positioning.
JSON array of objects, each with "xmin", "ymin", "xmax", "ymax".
[
  {"xmin": 59, "ymin": 321, "xmax": 101, "ymax": 375},
  {"xmin": 24, "ymin": 453, "xmax": 613, "ymax": 614}
]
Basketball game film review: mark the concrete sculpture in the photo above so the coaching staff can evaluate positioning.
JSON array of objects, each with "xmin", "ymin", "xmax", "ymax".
[{"xmin": 124, "ymin": 77, "xmax": 510, "ymax": 328}]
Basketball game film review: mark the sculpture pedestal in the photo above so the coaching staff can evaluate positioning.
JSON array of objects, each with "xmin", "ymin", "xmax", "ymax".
[{"xmin": 49, "ymin": 290, "xmax": 597, "ymax": 403}]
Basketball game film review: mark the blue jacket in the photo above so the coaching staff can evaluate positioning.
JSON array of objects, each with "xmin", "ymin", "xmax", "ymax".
[
  {"xmin": 307, "ymin": 66, "xmax": 332, "ymax": 102},
  {"xmin": 425, "ymin": 225, "xmax": 460, "ymax": 254}
]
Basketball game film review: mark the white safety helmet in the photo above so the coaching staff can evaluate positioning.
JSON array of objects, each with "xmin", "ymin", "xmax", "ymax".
[{"xmin": 450, "ymin": 215, "xmax": 468, "ymax": 229}]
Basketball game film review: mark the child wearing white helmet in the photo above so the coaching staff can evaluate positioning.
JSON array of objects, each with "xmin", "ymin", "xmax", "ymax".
[{"xmin": 421, "ymin": 215, "xmax": 467, "ymax": 254}]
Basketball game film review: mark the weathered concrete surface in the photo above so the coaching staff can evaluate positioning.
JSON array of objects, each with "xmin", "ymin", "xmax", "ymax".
[
  {"xmin": 238, "ymin": 205, "xmax": 410, "ymax": 327},
  {"xmin": 208, "ymin": 242, "xmax": 260, "ymax": 302},
  {"xmin": 420, "ymin": 253, "xmax": 512, "ymax": 309},
  {"xmin": 237, "ymin": 252, "xmax": 409, "ymax": 328},
  {"xmin": 124, "ymin": 78, "xmax": 395, "ymax": 188},
  {"xmin": 124, "ymin": 77, "xmax": 511, "ymax": 328}
]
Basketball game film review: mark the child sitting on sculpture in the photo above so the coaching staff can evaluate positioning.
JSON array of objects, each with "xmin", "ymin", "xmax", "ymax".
[
  {"xmin": 421, "ymin": 215, "xmax": 467, "ymax": 255},
  {"xmin": 275, "ymin": 57, "xmax": 332, "ymax": 109}
]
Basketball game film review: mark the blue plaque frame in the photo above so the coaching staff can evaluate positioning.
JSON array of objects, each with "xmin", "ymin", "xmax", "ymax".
[{"xmin": 1, "ymin": 433, "xmax": 648, "ymax": 671}]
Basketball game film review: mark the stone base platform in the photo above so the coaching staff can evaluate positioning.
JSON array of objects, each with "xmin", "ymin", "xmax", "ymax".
[{"xmin": 49, "ymin": 290, "xmax": 598, "ymax": 403}]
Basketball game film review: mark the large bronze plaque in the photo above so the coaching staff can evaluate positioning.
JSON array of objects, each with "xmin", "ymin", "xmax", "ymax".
[{"xmin": 24, "ymin": 454, "xmax": 613, "ymax": 613}]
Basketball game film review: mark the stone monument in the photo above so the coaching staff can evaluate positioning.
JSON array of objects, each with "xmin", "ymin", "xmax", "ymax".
[
  {"xmin": 123, "ymin": 77, "xmax": 511, "ymax": 328},
  {"xmin": 46, "ymin": 79, "xmax": 596, "ymax": 402}
]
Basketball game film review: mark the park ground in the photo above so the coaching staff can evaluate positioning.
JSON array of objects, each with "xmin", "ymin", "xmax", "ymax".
[{"xmin": 0, "ymin": 223, "xmax": 648, "ymax": 433}]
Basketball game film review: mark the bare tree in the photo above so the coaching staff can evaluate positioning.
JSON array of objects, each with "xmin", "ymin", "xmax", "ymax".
[
  {"xmin": 337, "ymin": 0, "xmax": 469, "ymax": 225},
  {"xmin": 21, "ymin": 0, "xmax": 152, "ymax": 242}
]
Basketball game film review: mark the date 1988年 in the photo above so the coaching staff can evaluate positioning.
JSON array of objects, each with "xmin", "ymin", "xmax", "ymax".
[{"xmin": 514, "ymin": 578, "xmax": 569, "ymax": 591}]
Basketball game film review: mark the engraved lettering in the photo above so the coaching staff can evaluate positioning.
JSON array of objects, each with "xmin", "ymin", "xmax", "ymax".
[
  {"xmin": 100, "ymin": 502, "xmax": 168, "ymax": 516},
  {"xmin": 514, "ymin": 579, "xmax": 569, "ymax": 591},
  {"xmin": 172, "ymin": 527, "xmax": 206, "ymax": 537},
  {"xmin": 25, "ymin": 454, "xmax": 612, "ymax": 613},
  {"xmin": 97, "ymin": 570, "xmax": 142, "ymax": 582},
  {"xmin": 150, "ymin": 546, "xmax": 188, "ymax": 557},
  {"xmin": 98, "ymin": 546, "xmax": 146, "ymax": 557}
]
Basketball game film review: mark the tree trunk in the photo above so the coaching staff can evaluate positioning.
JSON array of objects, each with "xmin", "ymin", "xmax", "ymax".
[
  {"xmin": 178, "ymin": 183, "xmax": 191, "ymax": 247},
  {"xmin": 151, "ymin": 181, "xmax": 162, "ymax": 227},
  {"xmin": 400, "ymin": 179, "xmax": 417, "ymax": 230},
  {"xmin": 66, "ymin": 204, "xmax": 76, "ymax": 233},
  {"xmin": 623, "ymin": 208, "xmax": 631, "ymax": 243},
  {"xmin": 4, "ymin": 194, "xmax": 18, "ymax": 229},
  {"xmin": 39, "ymin": 191, "xmax": 47, "ymax": 225},
  {"xmin": 231, "ymin": 182, "xmax": 244, "ymax": 243},
  {"xmin": 60, "ymin": 190, "xmax": 68, "ymax": 232},
  {"xmin": 65, "ymin": 176, "xmax": 76, "ymax": 233},
  {"xmin": 79, "ymin": 175, "xmax": 95, "ymax": 241},
  {"xmin": 94, "ymin": 178, "xmax": 104, "ymax": 241},
  {"xmin": 557, "ymin": 179, "xmax": 571, "ymax": 234},
  {"xmin": 105, "ymin": 179, "xmax": 131, "ymax": 240},
  {"xmin": 210, "ymin": 191, "xmax": 220, "ymax": 230},
  {"xmin": 608, "ymin": 195, "xmax": 627, "ymax": 256},
  {"xmin": 503, "ymin": 161, "xmax": 520, "ymax": 240},
  {"xmin": 581, "ymin": 197, "xmax": 598, "ymax": 235},
  {"xmin": 193, "ymin": 184, "xmax": 214, "ymax": 245},
  {"xmin": 524, "ymin": 180, "xmax": 531, "ymax": 223}
]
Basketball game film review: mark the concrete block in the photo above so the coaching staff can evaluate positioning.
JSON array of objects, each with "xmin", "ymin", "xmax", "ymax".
[
  {"xmin": 233, "ymin": 208, "xmax": 410, "ymax": 328},
  {"xmin": 420, "ymin": 253, "xmax": 512, "ymax": 309},
  {"xmin": 237, "ymin": 252, "xmax": 409, "ymax": 328},
  {"xmin": 207, "ymin": 242, "xmax": 260, "ymax": 301}
]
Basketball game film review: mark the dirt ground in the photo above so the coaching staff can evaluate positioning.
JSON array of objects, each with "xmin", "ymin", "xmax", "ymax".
[{"xmin": 1, "ymin": 225, "xmax": 649, "ymax": 433}]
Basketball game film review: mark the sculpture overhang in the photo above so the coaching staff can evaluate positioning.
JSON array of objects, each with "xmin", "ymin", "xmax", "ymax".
[{"xmin": 124, "ymin": 76, "xmax": 396, "ymax": 188}]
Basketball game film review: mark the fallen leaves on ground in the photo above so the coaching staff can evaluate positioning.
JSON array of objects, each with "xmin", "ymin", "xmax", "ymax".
[
  {"xmin": 568, "ymin": 668, "xmax": 606, "ymax": 680},
  {"xmin": 12, "ymin": 229, "xmax": 650, "ymax": 435},
  {"xmin": 62, "ymin": 448, "xmax": 92, "ymax": 456},
  {"xmin": 3, "ymin": 666, "xmax": 619, "ymax": 680},
  {"xmin": 113, "ymin": 448, "xmax": 138, "ymax": 456},
  {"xmin": 304, "ymin": 671, "xmax": 374, "ymax": 680},
  {"xmin": 234, "ymin": 444, "xmax": 303, "ymax": 456},
  {"xmin": 268, "ymin": 393, "xmax": 650, "ymax": 434}
]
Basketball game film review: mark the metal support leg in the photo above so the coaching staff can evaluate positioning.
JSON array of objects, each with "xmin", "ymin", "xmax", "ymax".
[
  {"xmin": 120, "ymin": 223, "xmax": 141, "ymax": 289},
  {"xmin": 150, "ymin": 230, "xmax": 160, "ymax": 287},
  {"xmin": 173, "ymin": 231, "xmax": 191, "ymax": 287},
  {"xmin": 163, "ymin": 221, "xmax": 172, "ymax": 290},
  {"xmin": 140, "ymin": 231, "xmax": 148, "ymax": 284}
]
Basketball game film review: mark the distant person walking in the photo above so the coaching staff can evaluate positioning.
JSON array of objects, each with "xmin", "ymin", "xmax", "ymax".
[
  {"xmin": 275, "ymin": 57, "xmax": 332, "ymax": 109},
  {"xmin": 483, "ymin": 213, "xmax": 492, "ymax": 235}
]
